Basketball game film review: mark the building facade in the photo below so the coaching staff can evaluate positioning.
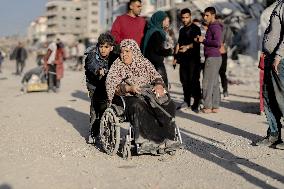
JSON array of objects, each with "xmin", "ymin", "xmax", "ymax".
[
  {"xmin": 28, "ymin": 0, "xmax": 179, "ymax": 45},
  {"xmin": 27, "ymin": 16, "xmax": 47, "ymax": 45},
  {"xmin": 45, "ymin": 0, "xmax": 89, "ymax": 44}
]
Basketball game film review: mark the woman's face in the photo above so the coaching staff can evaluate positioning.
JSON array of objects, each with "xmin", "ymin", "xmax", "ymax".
[
  {"xmin": 120, "ymin": 47, "xmax": 133, "ymax": 65},
  {"xmin": 162, "ymin": 16, "xmax": 170, "ymax": 30}
]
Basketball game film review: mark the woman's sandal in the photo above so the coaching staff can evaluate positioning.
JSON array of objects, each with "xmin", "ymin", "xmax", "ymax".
[
  {"xmin": 212, "ymin": 108, "xmax": 219, "ymax": 113},
  {"xmin": 201, "ymin": 108, "xmax": 212, "ymax": 113}
]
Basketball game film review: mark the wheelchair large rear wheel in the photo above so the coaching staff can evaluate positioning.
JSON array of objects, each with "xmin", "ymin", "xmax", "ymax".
[{"xmin": 100, "ymin": 107, "xmax": 121, "ymax": 155}]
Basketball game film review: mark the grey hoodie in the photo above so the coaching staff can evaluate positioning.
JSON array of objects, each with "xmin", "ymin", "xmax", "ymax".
[{"xmin": 262, "ymin": 0, "xmax": 284, "ymax": 60}]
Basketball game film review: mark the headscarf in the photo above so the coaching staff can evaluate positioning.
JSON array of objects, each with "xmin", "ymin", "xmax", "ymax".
[
  {"xmin": 106, "ymin": 39, "xmax": 163, "ymax": 101},
  {"xmin": 142, "ymin": 11, "xmax": 168, "ymax": 54}
]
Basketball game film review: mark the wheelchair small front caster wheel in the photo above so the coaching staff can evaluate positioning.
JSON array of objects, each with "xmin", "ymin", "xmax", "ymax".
[
  {"xmin": 158, "ymin": 148, "xmax": 165, "ymax": 154},
  {"xmin": 150, "ymin": 149, "xmax": 159, "ymax": 156},
  {"xmin": 168, "ymin": 150, "xmax": 176, "ymax": 156}
]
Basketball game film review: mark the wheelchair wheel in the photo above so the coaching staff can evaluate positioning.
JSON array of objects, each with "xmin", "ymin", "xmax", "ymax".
[
  {"xmin": 167, "ymin": 150, "xmax": 176, "ymax": 156},
  {"xmin": 100, "ymin": 107, "xmax": 121, "ymax": 156}
]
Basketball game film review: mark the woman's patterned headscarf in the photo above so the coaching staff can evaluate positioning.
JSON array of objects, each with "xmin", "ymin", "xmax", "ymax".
[
  {"xmin": 121, "ymin": 38, "xmax": 140, "ymax": 53},
  {"xmin": 120, "ymin": 38, "xmax": 145, "ymax": 63},
  {"xmin": 106, "ymin": 39, "xmax": 163, "ymax": 101}
]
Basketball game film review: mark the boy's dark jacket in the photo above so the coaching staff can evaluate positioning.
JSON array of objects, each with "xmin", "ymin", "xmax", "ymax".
[{"xmin": 84, "ymin": 45, "xmax": 118, "ymax": 101}]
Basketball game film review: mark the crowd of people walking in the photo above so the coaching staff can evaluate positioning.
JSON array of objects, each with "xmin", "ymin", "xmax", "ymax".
[
  {"xmin": 84, "ymin": 0, "xmax": 231, "ymax": 147},
  {"xmin": 2, "ymin": 0, "xmax": 283, "ymax": 151},
  {"xmin": 85, "ymin": 0, "xmax": 284, "ymax": 151}
]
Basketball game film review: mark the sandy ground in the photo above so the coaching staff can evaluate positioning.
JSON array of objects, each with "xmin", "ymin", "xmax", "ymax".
[{"xmin": 0, "ymin": 54, "xmax": 283, "ymax": 189}]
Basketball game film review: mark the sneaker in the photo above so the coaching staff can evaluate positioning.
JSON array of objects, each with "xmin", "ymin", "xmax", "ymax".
[
  {"xmin": 275, "ymin": 142, "xmax": 284, "ymax": 150},
  {"xmin": 191, "ymin": 107, "xmax": 200, "ymax": 113},
  {"xmin": 269, "ymin": 135, "xmax": 279, "ymax": 144},
  {"xmin": 176, "ymin": 102, "xmax": 189, "ymax": 110},
  {"xmin": 200, "ymin": 99, "xmax": 204, "ymax": 105},
  {"xmin": 255, "ymin": 137, "xmax": 271, "ymax": 146},
  {"xmin": 87, "ymin": 135, "xmax": 95, "ymax": 144},
  {"xmin": 191, "ymin": 102, "xmax": 200, "ymax": 113},
  {"xmin": 223, "ymin": 91, "xmax": 229, "ymax": 98},
  {"xmin": 256, "ymin": 135, "xmax": 278, "ymax": 146},
  {"xmin": 52, "ymin": 87, "xmax": 58, "ymax": 93}
]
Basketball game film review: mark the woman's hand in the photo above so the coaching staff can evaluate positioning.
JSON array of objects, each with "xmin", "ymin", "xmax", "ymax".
[
  {"xmin": 153, "ymin": 84, "xmax": 166, "ymax": 98},
  {"xmin": 272, "ymin": 58, "xmax": 281, "ymax": 74},
  {"xmin": 178, "ymin": 44, "xmax": 193, "ymax": 53}
]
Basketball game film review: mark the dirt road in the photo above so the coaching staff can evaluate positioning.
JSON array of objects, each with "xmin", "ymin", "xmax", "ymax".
[{"xmin": 0, "ymin": 56, "xmax": 283, "ymax": 189}]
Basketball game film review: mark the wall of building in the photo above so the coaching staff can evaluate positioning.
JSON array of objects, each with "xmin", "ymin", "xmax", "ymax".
[{"xmin": 28, "ymin": 0, "xmax": 177, "ymax": 46}]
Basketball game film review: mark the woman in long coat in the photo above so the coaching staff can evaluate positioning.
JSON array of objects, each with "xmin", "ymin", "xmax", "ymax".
[{"xmin": 142, "ymin": 11, "xmax": 173, "ymax": 88}]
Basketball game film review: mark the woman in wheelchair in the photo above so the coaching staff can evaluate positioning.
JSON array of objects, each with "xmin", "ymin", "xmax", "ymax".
[{"xmin": 106, "ymin": 39, "xmax": 180, "ymax": 152}]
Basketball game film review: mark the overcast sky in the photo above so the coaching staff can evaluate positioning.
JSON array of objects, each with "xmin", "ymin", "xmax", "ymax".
[{"xmin": 0, "ymin": 0, "xmax": 46, "ymax": 37}]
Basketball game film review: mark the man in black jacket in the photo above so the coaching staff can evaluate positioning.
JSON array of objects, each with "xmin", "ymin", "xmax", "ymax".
[
  {"xmin": 174, "ymin": 8, "xmax": 202, "ymax": 112},
  {"xmin": 11, "ymin": 42, "xmax": 28, "ymax": 75}
]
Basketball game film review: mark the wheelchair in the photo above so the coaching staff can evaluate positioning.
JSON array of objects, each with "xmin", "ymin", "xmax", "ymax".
[{"xmin": 99, "ymin": 88, "xmax": 183, "ymax": 160}]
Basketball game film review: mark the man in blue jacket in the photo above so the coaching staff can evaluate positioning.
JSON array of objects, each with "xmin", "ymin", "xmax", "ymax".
[{"xmin": 196, "ymin": 7, "xmax": 223, "ymax": 113}]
